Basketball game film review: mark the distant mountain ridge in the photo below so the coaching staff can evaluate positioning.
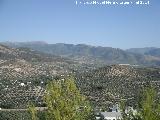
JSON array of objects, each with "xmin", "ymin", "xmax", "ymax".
[
  {"xmin": 126, "ymin": 47, "xmax": 158, "ymax": 54},
  {"xmin": 1, "ymin": 41, "xmax": 160, "ymax": 66}
]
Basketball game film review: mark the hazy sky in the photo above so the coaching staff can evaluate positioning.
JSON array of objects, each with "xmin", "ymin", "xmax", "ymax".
[{"xmin": 0, "ymin": 0, "xmax": 160, "ymax": 49}]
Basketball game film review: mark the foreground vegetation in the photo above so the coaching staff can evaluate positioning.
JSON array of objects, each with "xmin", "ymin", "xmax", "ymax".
[
  {"xmin": 121, "ymin": 87, "xmax": 160, "ymax": 120},
  {"xmin": 28, "ymin": 77, "xmax": 93, "ymax": 120},
  {"xmin": 28, "ymin": 80, "xmax": 160, "ymax": 120},
  {"xmin": 0, "ymin": 78, "xmax": 160, "ymax": 120}
]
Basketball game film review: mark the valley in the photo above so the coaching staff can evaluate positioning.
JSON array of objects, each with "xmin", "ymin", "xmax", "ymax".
[{"xmin": 0, "ymin": 43, "xmax": 160, "ymax": 119}]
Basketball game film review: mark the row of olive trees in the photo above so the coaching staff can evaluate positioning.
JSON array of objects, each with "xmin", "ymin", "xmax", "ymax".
[{"xmin": 28, "ymin": 77, "xmax": 93, "ymax": 120}]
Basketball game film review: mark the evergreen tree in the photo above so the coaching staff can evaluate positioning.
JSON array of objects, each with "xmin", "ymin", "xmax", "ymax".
[
  {"xmin": 44, "ymin": 77, "xmax": 92, "ymax": 120},
  {"xmin": 121, "ymin": 87, "xmax": 160, "ymax": 120},
  {"xmin": 28, "ymin": 103, "xmax": 38, "ymax": 120},
  {"xmin": 140, "ymin": 87, "xmax": 160, "ymax": 120}
]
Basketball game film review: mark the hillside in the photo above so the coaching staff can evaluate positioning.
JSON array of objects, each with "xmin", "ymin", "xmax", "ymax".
[
  {"xmin": 2, "ymin": 41, "xmax": 160, "ymax": 66},
  {"xmin": 75, "ymin": 65, "xmax": 160, "ymax": 108},
  {"xmin": 0, "ymin": 44, "xmax": 80, "ymax": 79},
  {"xmin": 126, "ymin": 47, "xmax": 157, "ymax": 54},
  {"xmin": 127, "ymin": 47, "xmax": 160, "ymax": 57},
  {"xmin": 0, "ymin": 44, "xmax": 93, "ymax": 108},
  {"xmin": 1, "ymin": 43, "xmax": 160, "ymax": 109}
]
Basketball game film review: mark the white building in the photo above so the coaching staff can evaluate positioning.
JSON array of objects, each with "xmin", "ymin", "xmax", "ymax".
[
  {"xmin": 100, "ymin": 112, "xmax": 122, "ymax": 120},
  {"xmin": 125, "ymin": 106, "xmax": 137, "ymax": 116}
]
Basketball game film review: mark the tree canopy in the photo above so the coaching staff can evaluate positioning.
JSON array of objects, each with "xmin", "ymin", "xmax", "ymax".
[{"xmin": 44, "ymin": 77, "xmax": 92, "ymax": 120}]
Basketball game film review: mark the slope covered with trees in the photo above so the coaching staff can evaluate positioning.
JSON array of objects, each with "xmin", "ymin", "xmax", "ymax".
[
  {"xmin": 75, "ymin": 65, "xmax": 160, "ymax": 108},
  {"xmin": 0, "ymin": 44, "xmax": 94, "ymax": 109}
]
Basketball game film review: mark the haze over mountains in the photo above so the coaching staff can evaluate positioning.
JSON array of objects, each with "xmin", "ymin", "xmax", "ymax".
[{"xmin": 1, "ymin": 41, "xmax": 160, "ymax": 66}]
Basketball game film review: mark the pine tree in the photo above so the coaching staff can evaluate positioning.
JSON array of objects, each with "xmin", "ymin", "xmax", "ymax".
[
  {"xmin": 44, "ymin": 77, "xmax": 92, "ymax": 120},
  {"xmin": 140, "ymin": 87, "xmax": 160, "ymax": 120},
  {"xmin": 121, "ymin": 87, "xmax": 160, "ymax": 120},
  {"xmin": 28, "ymin": 103, "xmax": 38, "ymax": 120}
]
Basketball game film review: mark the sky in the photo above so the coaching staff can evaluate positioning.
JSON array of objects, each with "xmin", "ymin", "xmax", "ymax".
[{"xmin": 0, "ymin": 0, "xmax": 160, "ymax": 49}]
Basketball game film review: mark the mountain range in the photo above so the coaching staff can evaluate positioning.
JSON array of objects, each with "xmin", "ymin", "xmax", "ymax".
[{"xmin": 1, "ymin": 41, "xmax": 160, "ymax": 66}]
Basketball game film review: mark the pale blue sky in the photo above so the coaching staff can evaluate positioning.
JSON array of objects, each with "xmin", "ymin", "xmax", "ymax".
[{"xmin": 0, "ymin": 0, "xmax": 160, "ymax": 49}]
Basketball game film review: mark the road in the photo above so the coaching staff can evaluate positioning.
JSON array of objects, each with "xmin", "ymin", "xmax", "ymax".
[{"xmin": 0, "ymin": 107, "xmax": 47, "ymax": 111}]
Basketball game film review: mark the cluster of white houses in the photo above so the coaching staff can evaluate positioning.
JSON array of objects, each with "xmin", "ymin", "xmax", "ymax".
[{"xmin": 99, "ymin": 112, "xmax": 122, "ymax": 120}]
